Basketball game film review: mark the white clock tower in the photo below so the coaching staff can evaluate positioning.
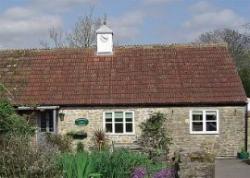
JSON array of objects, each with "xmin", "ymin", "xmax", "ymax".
[{"xmin": 96, "ymin": 23, "xmax": 113, "ymax": 55}]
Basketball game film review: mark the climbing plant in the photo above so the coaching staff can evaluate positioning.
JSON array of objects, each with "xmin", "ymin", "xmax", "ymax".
[{"xmin": 139, "ymin": 112, "xmax": 172, "ymax": 155}]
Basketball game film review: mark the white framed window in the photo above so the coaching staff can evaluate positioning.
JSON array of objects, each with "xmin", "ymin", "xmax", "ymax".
[
  {"xmin": 190, "ymin": 109, "xmax": 219, "ymax": 134},
  {"xmin": 103, "ymin": 111, "xmax": 134, "ymax": 134}
]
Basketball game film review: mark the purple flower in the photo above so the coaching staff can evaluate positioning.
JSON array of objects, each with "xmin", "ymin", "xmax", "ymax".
[
  {"xmin": 131, "ymin": 167, "xmax": 146, "ymax": 178},
  {"xmin": 153, "ymin": 168, "xmax": 175, "ymax": 178}
]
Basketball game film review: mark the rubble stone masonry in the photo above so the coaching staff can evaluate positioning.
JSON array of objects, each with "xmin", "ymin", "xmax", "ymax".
[{"xmin": 58, "ymin": 106, "xmax": 245, "ymax": 157}]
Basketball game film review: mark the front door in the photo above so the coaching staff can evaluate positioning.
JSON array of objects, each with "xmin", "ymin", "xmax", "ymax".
[{"xmin": 37, "ymin": 110, "xmax": 57, "ymax": 144}]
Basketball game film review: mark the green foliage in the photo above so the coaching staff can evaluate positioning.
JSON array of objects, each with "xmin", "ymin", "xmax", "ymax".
[
  {"xmin": 0, "ymin": 99, "xmax": 35, "ymax": 136},
  {"xmin": 62, "ymin": 154, "xmax": 75, "ymax": 178},
  {"xmin": 61, "ymin": 152, "xmax": 95, "ymax": 178},
  {"xmin": 76, "ymin": 142, "xmax": 85, "ymax": 152},
  {"xmin": 45, "ymin": 133, "xmax": 72, "ymax": 152},
  {"xmin": 0, "ymin": 84, "xmax": 59, "ymax": 177},
  {"xmin": 93, "ymin": 129, "xmax": 108, "ymax": 151},
  {"xmin": 239, "ymin": 67, "xmax": 250, "ymax": 96},
  {"xmin": 90, "ymin": 149, "xmax": 151, "ymax": 178},
  {"xmin": 0, "ymin": 135, "xmax": 62, "ymax": 178},
  {"xmin": 139, "ymin": 112, "xmax": 172, "ymax": 153}
]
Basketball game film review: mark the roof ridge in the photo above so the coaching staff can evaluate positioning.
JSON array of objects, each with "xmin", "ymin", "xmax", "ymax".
[
  {"xmin": 0, "ymin": 47, "xmax": 93, "ymax": 54},
  {"xmin": 116, "ymin": 43, "xmax": 228, "ymax": 49},
  {"xmin": 0, "ymin": 42, "xmax": 228, "ymax": 53}
]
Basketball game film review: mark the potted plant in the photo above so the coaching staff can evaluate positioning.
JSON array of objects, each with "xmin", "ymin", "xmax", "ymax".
[{"xmin": 237, "ymin": 148, "xmax": 249, "ymax": 160}]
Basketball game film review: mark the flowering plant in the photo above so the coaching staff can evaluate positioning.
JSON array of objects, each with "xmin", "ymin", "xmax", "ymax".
[
  {"xmin": 153, "ymin": 168, "xmax": 175, "ymax": 178},
  {"xmin": 131, "ymin": 167, "xmax": 176, "ymax": 178},
  {"xmin": 131, "ymin": 167, "xmax": 147, "ymax": 178}
]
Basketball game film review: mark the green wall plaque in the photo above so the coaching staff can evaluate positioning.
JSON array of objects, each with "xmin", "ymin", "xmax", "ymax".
[{"xmin": 75, "ymin": 118, "xmax": 89, "ymax": 126}]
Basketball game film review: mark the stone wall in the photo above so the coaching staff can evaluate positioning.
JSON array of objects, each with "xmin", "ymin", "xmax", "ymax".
[
  {"xmin": 58, "ymin": 106, "xmax": 245, "ymax": 157},
  {"xmin": 178, "ymin": 151, "xmax": 215, "ymax": 178}
]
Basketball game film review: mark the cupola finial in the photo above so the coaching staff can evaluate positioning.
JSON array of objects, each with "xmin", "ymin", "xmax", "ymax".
[{"xmin": 103, "ymin": 14, "xmax": 107, "ymax": 25}]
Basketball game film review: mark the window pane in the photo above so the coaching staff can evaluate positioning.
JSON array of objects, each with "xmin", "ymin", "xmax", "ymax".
[
  {"xmin": 192, "ymin": 111, "xmax": 203, "ymax": 115},
  {"xmin": 115, "ymin": 112, "xmax": 123, "ymax": 122},
  {"xmin": 115, "ymin": 118, "xmax": 123, "ymax": 122},
  {"xmin": 105, "ymin": 112, "xmax": 112, "ymax": 118},
  {"xmin": 125, "ymin": 112, "xmax": 133, "ymax": 118},
  {"xmin": 126, "ymin": 123, "xmax": 133, "ymax": 132},
  {"xmin": 192, "ymin": 112, "xmax": 203, "ymax": 121},
  {"xmin": 126, "ymin": 118, "xmax": 132, "ymax": 122},
  {"xmin": 206, "ymin": 111, "xmax": 217, "ymax": 121},
  {"xmin": 106, "ymin": 118, "xmax": 112, "ymax": 122},
  {"xmin": 192, "ymin": 122, "xmax": 203, "ymax": 131},
  {"xmin": 40, "ymin": 118, "xmax": 46, "ymax": 132},
  {"xmin": 49, "ymin": 119, "xmax": 54, "ymax": 132},
  {"xmin": 115, "ymin": 112, "xmax": 123, "ymax": 118},
  {"xmin": 206, "ymin": 122, "xmax": 217, "ymax": 131},
  {"xmin": 40, "ymin": 112, "xmax": 47, "ymax": 132},
  {"xmin": 106, "ymin": 123, "xmax": 112, "ymax": 133},
  {"xmin": 49, "ymin": 112, "xmax": 54, "ymax": 132},
  {"xmin": 115, "ymin": 123, "xmax": 123, "ymax": 133}
]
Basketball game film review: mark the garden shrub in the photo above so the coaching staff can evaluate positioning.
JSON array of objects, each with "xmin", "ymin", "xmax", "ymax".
[
  {"xmin": 45, "ymin": 132, "xmax": 72, "ymax": 152},
  {"xmin": 139, "ymin": 112, "xmax": 172, "ymax": 158},
  {"xmin": 76, "ymin": 142, "xmax": 85, "ymax": 152},
  {"xmin": 0, "ymin": 135, "xmax": 62, "ymax": 178},
  {"xmin": 90, "ymin": 149, "xmax": 151, "ymax": 178},
  {"xmin": 0, "ymin": 86, "xmax": 61, "ymax": 178},
  {"xmin": 0, "ymin": 99, "xmax": 35, "ymax": 136}
]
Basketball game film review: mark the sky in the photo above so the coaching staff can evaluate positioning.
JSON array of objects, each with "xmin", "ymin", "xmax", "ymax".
[{"xmin": 0, "ymin": 0, "xmax": 249, "ymax": 49}]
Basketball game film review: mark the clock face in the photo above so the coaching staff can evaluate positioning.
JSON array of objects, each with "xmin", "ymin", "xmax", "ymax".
[{"xmin": 100, "ymin": 34, "xmax": 109, "ymax": 43}]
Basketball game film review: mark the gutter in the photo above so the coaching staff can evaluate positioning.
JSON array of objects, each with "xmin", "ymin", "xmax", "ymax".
[
  {"xmin": 14, "ymin": 101, "xmax": 246, "ymax": 108},
  {"xmin": 17, "ymin": 106, "xmax": 60, "ymax": 110}
]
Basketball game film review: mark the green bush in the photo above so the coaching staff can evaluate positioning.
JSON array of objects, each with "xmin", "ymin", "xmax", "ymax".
[
  {"xmin": 139, "ymin": 112, "xmax": 172, "ymax": 157},
  {"xmin": 76, "ymin": 142, "xmax": 85, "ymax": 152},
  {"xmin": 45, "ymin": 133, "xmax": 72, "ymax": 152},
  {"xmin": 61, "ymin": 152, "xmax": 97, "ymax": 178},
  {"xmin": 0, "ymin": 99, "xmax": 35, "ymax": 136},
  {"xmin": 0, "ymin": 135, "xmax": 62, "ymax": 178},
  {"xmin": 90, "ymin": 149, "xmax": 151, "ymax": 178}
]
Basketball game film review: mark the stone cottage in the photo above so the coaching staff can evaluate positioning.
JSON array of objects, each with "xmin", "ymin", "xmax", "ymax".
[{"xmin": 0, "ymin": 24, "xmax": 248, "ymax": 157}]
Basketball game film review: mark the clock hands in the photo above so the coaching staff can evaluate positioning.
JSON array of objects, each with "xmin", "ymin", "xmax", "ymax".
[
  {"xmin": 101, "ymin": 35, "xmax": 108, "ymax": 40},
  {"xmin": 100, "ymin": 35, "xmax": 109, "ymax": 43}
]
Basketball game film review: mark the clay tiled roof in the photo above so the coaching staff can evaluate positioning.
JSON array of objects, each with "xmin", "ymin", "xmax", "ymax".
[{"xmin": 0, "ymin": 44, "xmax": 247, "ymax": 106}]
